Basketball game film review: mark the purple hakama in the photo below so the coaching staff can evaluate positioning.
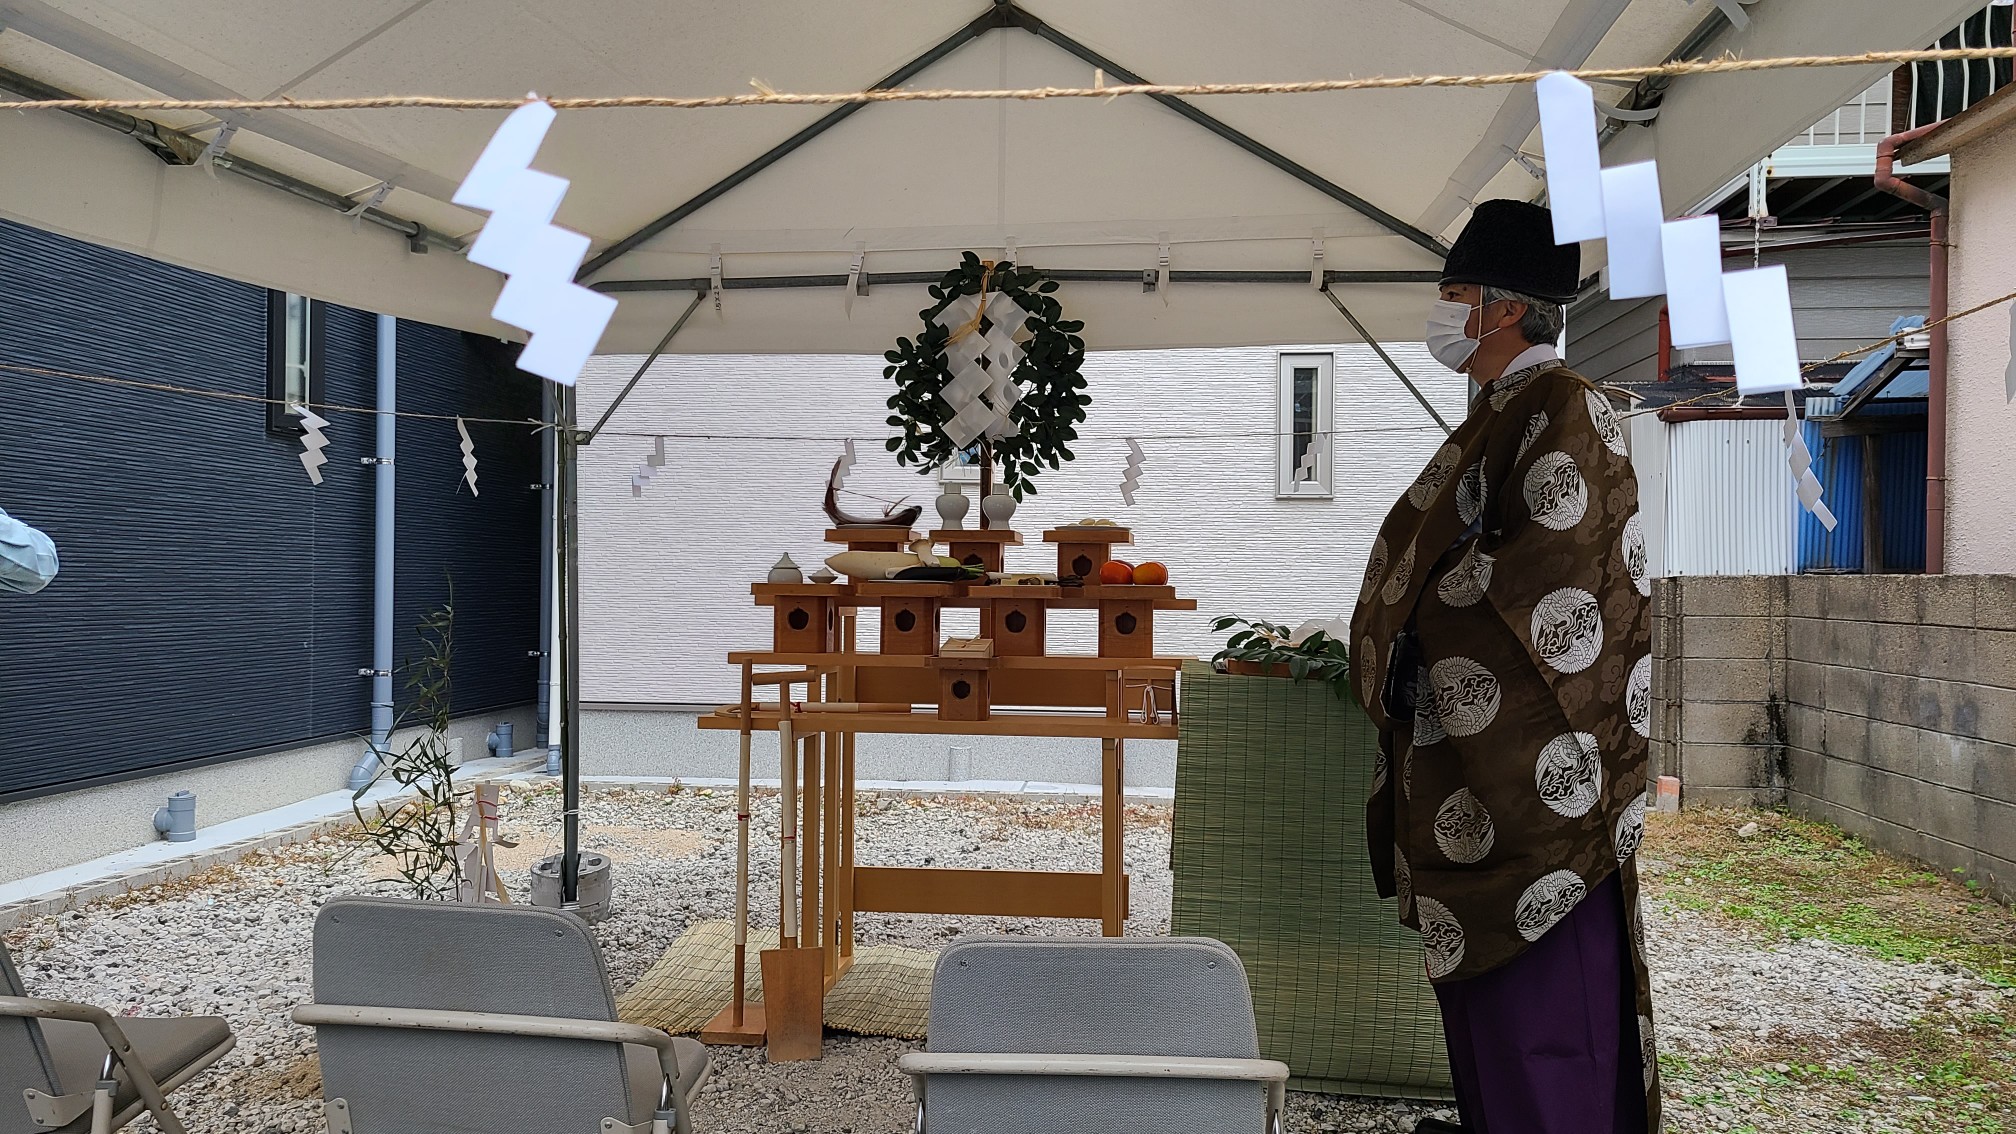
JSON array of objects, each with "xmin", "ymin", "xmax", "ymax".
[{"xmin": 1430, "ymin": 872, "xmax": 1647, "ymax": 1134}]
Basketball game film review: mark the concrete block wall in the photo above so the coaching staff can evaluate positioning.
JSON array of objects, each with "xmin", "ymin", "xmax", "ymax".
[
  {"xmin": 1650, "ymin": 576, "xmax": 1790, "ymax": 809},
  {"xmin": 1782, "ymin": 575, "xmax": 2016, "ymax": 904},
  {"xmin": 1654, "ymin": 574, "xmax": 2016, "ymax": 903}
]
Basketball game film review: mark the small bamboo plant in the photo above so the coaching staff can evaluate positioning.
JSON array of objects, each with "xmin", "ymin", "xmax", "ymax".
[
  {"xmin": 1211, "ymin": 615, "xmax": 1353, "ymax": 697},
  {"xmin": 352, "ymin": 590, "xmax": 465, "ymax": 900}
]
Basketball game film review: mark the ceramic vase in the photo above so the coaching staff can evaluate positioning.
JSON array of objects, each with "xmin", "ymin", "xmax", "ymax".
[
  {"xmin": 935, "ymin": 487, "xmax": 970, "ymax": 530},
  {"xmin": 768, "ymin": 554, "xmax": 804, "ymax": 584},
  {"xmin": 981, "ymin": 492, "xmax": 1017, "ymax": 527}
]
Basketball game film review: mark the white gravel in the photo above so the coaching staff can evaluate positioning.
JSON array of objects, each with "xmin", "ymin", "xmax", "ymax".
[{"xmin": 5, "ymin": 786, "xmax": 2007, "ymax": 1134}]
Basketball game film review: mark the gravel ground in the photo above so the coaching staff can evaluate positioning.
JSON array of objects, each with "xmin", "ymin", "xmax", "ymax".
[{"xmin": 5, "ymin": 786, "xmax": 2009, "ymax": 1133}]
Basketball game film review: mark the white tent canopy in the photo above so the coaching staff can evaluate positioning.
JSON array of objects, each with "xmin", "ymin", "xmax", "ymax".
[{"xmin": 0, "ymin": 0, "xmax": 1979, "ymax": 354}]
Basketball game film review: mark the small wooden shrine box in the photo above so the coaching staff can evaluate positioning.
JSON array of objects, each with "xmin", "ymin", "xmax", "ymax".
[
  {"xmin": 934, "ymin": 528, "xmax": 1021, "ymax": 574},
  {"xmin": 932, "ymin": 638, "xmax": 994, "ymax": 722},
  {"xmin": 1045, "ymin": 526, "xmax": 1132, "ymax": 581},
  {"xmin": 760, "ymin": 586, "xmax": 840, "ymax": 653},
  {"xmin": 863, "ymin": 583, "xmax": 955, "ymax": 655},
  {"xmin": 1093, "ymin": 586, "xmax": 1173, "ymax": 658},
  {"xmin": 977, "ymin": 585, "xmax": 1055, "ymax": 656}
]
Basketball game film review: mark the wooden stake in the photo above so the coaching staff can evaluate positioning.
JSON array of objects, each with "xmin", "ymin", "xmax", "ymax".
[
  {"xmin": 763, "ymin": 690, "xmax": 824, "ymax": 1061},
  {"xmin": 702, "ymin": 662, "xmax": 765, "ymax": 1045}
]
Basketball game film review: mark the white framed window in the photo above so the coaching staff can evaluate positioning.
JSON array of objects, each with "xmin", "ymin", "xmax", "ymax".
[
  {"xmin": 265, "ymin": 291, "xmax": 323, "ymax": 434},
  {"xmin": 1277, "ymin": 352, "xmax": 1334, "ymax": 497}
]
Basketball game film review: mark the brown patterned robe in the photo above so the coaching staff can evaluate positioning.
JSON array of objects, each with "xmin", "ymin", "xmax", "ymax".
[{"xmin": 1348, "ymin": 362, "xmax": 1662, "ymax": 1130}]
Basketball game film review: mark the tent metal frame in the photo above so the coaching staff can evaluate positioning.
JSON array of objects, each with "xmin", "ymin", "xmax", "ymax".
[{"xmin": 576, "ymin": 0, "xmax": 1447, "ymax": 283}]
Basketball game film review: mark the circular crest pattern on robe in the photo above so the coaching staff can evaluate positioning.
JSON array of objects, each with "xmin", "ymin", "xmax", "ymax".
[
  {"xmin": 1455, "ymin": 461, "xmax": 1488, "ymax": 525},
  {"xmin": 1488, "ymin": 370, "xmax": 1536, "ymax": 411},
  {"xmin": 1639, "ymin": 1015, "xmax": 1658, "ymax": 1090},
  {"xmin": 1514, "ymin": 869, "xmax": 1588, "ymax": 942},
  {"xmin": 1408, "ymin": 444, "xmax": 1464, "ymax": 509},
  {"xmin": 1586, "ymin": 389, "xmax": 1629, "ymax": 457},
  {"xmin": 1535, "ymin": 732, "xmax": 1604, "ymax": 818},
  {"xmin": 1433, "ymin": 788, "xmax": 1496, "ymax": 864},
  {"xmin": 1430, "ymin": 656, "xmax": 1501, "ymax": 737},
  {"xmin": 1358, "ymin": 635, "xmax": 1379, "ymax": 708},
  {"xmin": 1395, "ymin": 846, "xmax": 1414, "ymax": 917},
  {"xmin": 1524, "ymin": 451, "xmax": 1589, "ymax": 531},
  {"xmin": 1615, "ymin": 795, "xmax": 1648, "ymax": 862},
  {"xmin": 1436, "ymin": 545, "xmax": 1495, "ymax": 608},
  {"xmin": 1360, "ymin": 537, "xmax": 1389, "ymax": 604},
  {"xmin": 1414, "ymin": 665, "xmax": 1448, "ymax": 746},
  {"xmin": 1517, "ymin": 411, "xmax": 1550, "ymax": 461},
  {"xmin": 1531, "ymin": 587, "xmax": 1605, "ymax": 673},
  {"xmin": 1416, "ymin": 895, "xmax": 1466, "ymax": 979},
  {"xmin": 1627, "ymin": 655, "xmax": 1654, "ymax": 738},
  {"xmin": 1380, "ymin": 542, "xmax": 1418, "ymax": 606},
  {"xmin": 1623, "ymin": 513, "xmax": 1651, "ymax": 596}
]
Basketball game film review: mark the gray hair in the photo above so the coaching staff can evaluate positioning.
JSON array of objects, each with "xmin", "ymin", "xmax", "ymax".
[{"xmin": 1483, "ymin": 287, "xmax": 1566, "ymax": 347}]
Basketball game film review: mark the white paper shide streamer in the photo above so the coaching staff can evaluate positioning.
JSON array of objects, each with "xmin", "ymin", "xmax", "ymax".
[
  {"xmin": 294, "ymin": 405, "xmax": 330, "ymax": 485},
  {"xmin": 632, "ymin": 436, "xmax": 666, "ymax": 497},
  {"xmin": 835, "ymin": 438, "xmax": 857, "ymax": 488},
  {"xmin": 1120, "ymin": 438, "xmax": 1146, "ymax": 505},
  {"xmin": 1295, "ymin": 432, "xmax": 1327, "ymax": 485},
  {"xmin": 456, "ymin": 417, "xmax": 480, "ymax": 496},
  {"xmin": 1660, "ymin": 215, "xmax": 1732, "ymax": 349},
  {"xmin": 1534, "ymin": 70, "xmax": 1830, "ymax": 528},
  {"xmin": 930, "ymin": 294, "xmax": 1029, "ymax": 448},
  {"xmin": 1536, "ymin": 73, "xmax": 1604, "ymax": 245},
  {"xmin": 453, "ymin": 99, "xmax": 617, "ymax": 386},
  {"xmin": 1781, "ymin": 393, "xmax": 1838, "ymax": 532}
]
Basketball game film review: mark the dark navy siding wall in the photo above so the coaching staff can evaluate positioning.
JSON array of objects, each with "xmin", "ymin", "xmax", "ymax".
[
  {"xmin": 385, "ymin": 321, "xmax": 543, "ymax": 721},
  {"xmin": 0, "ymin": 217, "xmax": 539, "ymax": 800}
]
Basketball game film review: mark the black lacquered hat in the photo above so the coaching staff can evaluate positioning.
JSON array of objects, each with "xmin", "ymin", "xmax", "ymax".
[{"xmin": 1438, "ymin": 199, "xmax": 1583, "ymax": 304}]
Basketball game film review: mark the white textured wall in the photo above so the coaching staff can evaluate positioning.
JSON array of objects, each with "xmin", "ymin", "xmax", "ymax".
[
  {"xmin": 1946, "ymin": 129, "xmax": 2016, "ymax": 575},
  {"xmin": 574, "ymin": 342, "xmax": 1467, "ymax": 705}
]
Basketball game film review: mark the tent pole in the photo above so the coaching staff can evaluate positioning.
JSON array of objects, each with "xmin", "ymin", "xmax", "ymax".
[
  {"xmin": 1002, "ymin": 4, "xmax": 1447, "ymax": 258},
  {"xmin": 1321, "ymin": 287, "xmax": 1454, "ymax": 436},
  {"xmin": 560, "ymin": 384, "xmax": 584, "ymax": 904},
  {"xmin": 577, "ymin": 4, "xmax": 1013, "ymax": 281},
  {"xmin": 587, "ymin": 291, "xmax": 706, "ymax": 440}
]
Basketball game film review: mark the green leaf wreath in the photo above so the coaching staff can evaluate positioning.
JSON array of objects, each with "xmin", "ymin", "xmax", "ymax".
[{"xmin": 883, "ymin": 252, "xmax": 1091, "ymax": 500}]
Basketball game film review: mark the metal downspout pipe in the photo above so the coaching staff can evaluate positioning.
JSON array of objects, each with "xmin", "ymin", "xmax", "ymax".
[
  {"xmin": 350, "ymin": 315, "xmax": 398, "ymax": 790},
  {"xmin": 1875, "ymin": 125, "xmax": 1950, "ymax": 575},
  {"xmin": 539, "ymin": 382, "xmax": 561, "ymax": 774}
]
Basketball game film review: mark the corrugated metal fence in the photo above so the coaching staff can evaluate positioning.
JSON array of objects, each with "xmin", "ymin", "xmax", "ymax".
[{"xmin": 1654, "ymin": 419, "xmax": 1796, "ymax": 577}]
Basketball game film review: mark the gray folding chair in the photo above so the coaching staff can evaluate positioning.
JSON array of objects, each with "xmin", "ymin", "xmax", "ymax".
[
  {"xmin": 293, "ymin": 897, "xmax": 709, "ymax": 1134},
  {"xmin": 897, "ymin": 936, "xmax": 1290, "ymax": 1134},
  {"xmin": 2, "ymin": 935, "xmax": 233, "ymax": 1134}
]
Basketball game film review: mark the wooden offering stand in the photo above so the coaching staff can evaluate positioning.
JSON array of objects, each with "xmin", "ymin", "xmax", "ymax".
[{"xmin": 698, "ymin": 524, "xmax": 1195, "ymax": 1062}]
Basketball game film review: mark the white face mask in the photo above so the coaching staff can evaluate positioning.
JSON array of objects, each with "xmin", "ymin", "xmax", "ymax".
[
  {"xmin": 1425, "ymin": 298, "xmax": 1486, "ymax": 372},
  {"xmin": 1419, "ymin": 298, "xmax": 1483, "ymax": 369}
]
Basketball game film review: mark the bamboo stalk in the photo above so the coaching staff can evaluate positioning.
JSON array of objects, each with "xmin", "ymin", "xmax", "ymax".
[
  {"xmin": 733, "ymin": 662, "xmax": 752, "ymax": 1026},
  {"xmin": 839, "ymin": 612, "xmax": 858, "ymax": 961},
  {"xmin": 779, "ymin": 697, "xmax": 800, "ymax": 944}
]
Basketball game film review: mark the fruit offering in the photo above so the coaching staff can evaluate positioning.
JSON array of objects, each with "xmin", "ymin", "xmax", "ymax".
[
  {"xmin": 1099, "ymin": 559, "xmax": 1136, "ymax": 585},
  {"xmin": 1132, "ymin": 561, "xmax": 1169, "ymax": 586}
]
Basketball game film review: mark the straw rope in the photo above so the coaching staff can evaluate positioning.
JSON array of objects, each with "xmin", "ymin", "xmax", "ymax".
[{"xmin": 4, "ymin": 46, "xmax": 2013, "ymax": 114}]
